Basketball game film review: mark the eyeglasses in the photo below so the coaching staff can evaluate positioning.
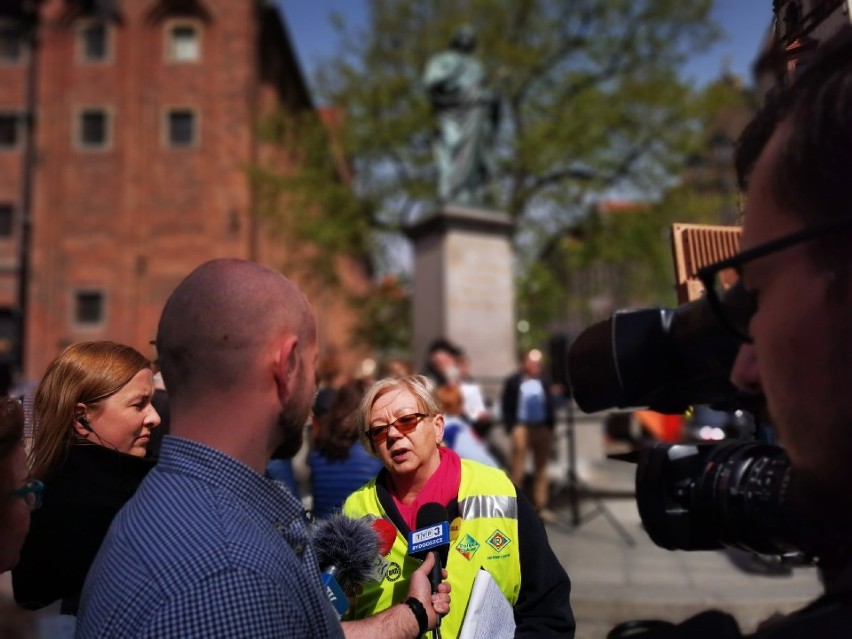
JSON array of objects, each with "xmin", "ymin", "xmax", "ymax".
[
  {"xmin": 366, "ymin": 413, "xmax": 428, "ymax": 444},
  {"xmin": 697, "ymin": 218, "xmax": 852, "ymax": 343},
  {"xmin": 13, "ymin": 479, "xmax": 43, "ymax": 510}
]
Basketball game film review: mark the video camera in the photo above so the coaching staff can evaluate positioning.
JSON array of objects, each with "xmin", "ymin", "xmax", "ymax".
[{"xmin": 566, "ymin": 290, "xmax": 815, "ymax": 558}]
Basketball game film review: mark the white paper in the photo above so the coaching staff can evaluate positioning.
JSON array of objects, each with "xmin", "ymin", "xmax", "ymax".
[{"xmin": 458, "ymin": 568, "xmax": 516, "ymax": 639}]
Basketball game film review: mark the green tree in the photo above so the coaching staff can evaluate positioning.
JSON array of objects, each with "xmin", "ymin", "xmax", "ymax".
[
  {"xmin": 517, "ymin": 74, "xmax": 758, "ymax": 337},
  {"xmin": 255, "ymin": 0, "xmax": 731, "ymax": 344}
]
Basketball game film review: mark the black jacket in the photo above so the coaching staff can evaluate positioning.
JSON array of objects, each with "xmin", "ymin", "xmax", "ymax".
[
  {"xmin": 500, "ymin": 372, "xmax": 556, "ymax": 431},
  {"xmin": 629, "ymin": 564, "xmax": 852, "ymax": 638},
  {"xmin": 12, "ymin": 444, "xmax": 154, "ymax": 614}
]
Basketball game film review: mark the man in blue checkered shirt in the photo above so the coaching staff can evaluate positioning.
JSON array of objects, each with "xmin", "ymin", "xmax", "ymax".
[{"xmin": 77, "ymin": 259, "xmax": 449, "ymax": 638}]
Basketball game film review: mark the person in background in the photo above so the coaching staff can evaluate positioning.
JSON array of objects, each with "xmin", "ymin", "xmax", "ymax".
[
  {"xmin": 344, "ymin": 374, "xmax": 574, "ymax": 638},
  {"xmin": 266, "ymin": 451, "xmax": 301, "ymax": 498},
  {"xmin": 315, "ymin": 352, "xmax": 347, "ymax": 420},
  {"xmin": 455, "ymin": 350, "xmax": 493, "ymax": 438},
  {"xmin": 13, "ymin": 342, "xmax": 160, "ymax": 615},
  {"xmin": 0, "ymin": 397, "xmax": 38, "ymax": 639},
  {"xmin": 0, "ymin": 597, "xmax": 35, "ymax": 639},
  {"xmin": 423, "ymin": 337, "xmax": 462, "ymax": 387},
  {"xmin": 435, "ymin": 383, "xmax": 499, "ymax": 468},
  {"xmin": 308, "ymin": 378, "xmax": 383, "ymax": 519},
  {"xmin": 77, "ymin": 259, "xmax": 449, "ymax": 638},
  {"xmin": 0, "ymin": 397, "xmax": 37, "ymax": 574},
  {"xmin": 382, "ymin": 358, "xmax": 413, "ymax": 379},
  {"xmin": 501, "ymin": 349, "xmax": 557, "ymax": 522}
]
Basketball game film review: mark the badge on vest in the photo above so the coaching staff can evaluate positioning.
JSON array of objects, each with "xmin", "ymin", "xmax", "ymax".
[
  {"xmin": 455, "ymin": 533, "xmax": 481, "ymax": 561},
  {"xmin": 486, "ymin": 529, "xmax": 512, "ymax": 554},
  {"xmin": 385, "ymin": 561, "xmax": 402, "ymax": 582}
]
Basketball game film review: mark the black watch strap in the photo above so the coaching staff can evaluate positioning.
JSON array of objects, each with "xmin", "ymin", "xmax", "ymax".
[{"xmin": 404, "ymin": 596, "xmax": 428, "ymax": 636}]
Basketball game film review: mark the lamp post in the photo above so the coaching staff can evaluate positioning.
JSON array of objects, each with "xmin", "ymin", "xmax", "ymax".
[{"xmin": 14, "ymin": 0, "xmax": 41, "ymax": 386}]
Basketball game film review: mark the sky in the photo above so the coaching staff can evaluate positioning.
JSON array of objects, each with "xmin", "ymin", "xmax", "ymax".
[{"xmin": 277, "ymin": 0, "xmax": 775, "ymax": 92}]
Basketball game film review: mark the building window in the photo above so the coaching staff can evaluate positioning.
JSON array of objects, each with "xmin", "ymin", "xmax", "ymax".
[
  {"xmin": 74, "ymin": 290, "xmax": 104, "ymax": 325},
  {"xmin": 78, "ymin": 21, "xmax": 109, "ymax": 62},
  {"xmin": 0, "ymin": 28, "xmax": 23, "ymax": 64},
  {"xmin": 0, "ymin": 203, "xmax": 13, "ymax": 237},
  {"xmin": 0, "ymin": 113, "xmax": 19, "ymax": 150},
  {"xmin": 77, "ymin": 108, "xmax": 110, "ymax": 149},
  {"xmin": 167, "ymin": 23, "xmax": 200, "ymax": 62},
  {"xmin": 167, "ymin": 109, "xmax": 196, "ymax": 147}
]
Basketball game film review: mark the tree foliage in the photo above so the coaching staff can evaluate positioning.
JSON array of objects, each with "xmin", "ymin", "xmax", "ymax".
[
  {"xmin": 516, "ymin": 75, "xmax": 758, "ymax": 341},
  {"xmin": 313, "ymin": 0, "xmax": 720, "ymax": 238},
  {"xmin": 254, "ymin": 0, "xmax": 753, "ymax": 347}
]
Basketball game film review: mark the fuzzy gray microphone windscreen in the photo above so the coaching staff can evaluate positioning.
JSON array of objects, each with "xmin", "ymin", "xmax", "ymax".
[{"xmin": 313, "ymin": 513, "xmax": 381, "ymax": 593}]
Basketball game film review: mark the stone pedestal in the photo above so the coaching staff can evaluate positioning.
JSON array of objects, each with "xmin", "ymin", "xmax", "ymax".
[{"xmin": 406, "ymin": 205, "xmax": 516, "ymax": 401}]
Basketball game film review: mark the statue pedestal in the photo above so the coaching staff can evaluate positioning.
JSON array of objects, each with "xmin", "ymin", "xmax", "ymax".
[{"xmin": 406, "ymin": 205, "xmax": 516, "ymax": 400}]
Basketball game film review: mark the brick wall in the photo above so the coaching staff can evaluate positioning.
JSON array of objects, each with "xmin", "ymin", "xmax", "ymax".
[{"xmin": 0, "ymin": 0, "xmax": 369, "ymax": 381}]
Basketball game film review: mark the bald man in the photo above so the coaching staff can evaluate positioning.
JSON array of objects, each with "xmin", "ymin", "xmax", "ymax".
[{"xmin": 77, "ymin": 259, "xmax": 449, "ymax": 639}]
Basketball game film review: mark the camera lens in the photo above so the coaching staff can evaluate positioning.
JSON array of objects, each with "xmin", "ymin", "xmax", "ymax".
[{"xmin": 636, "ymin": 441, "xmax": 804, "ymax": 555}]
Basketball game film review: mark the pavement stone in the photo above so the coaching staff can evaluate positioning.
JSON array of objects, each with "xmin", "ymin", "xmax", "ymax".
[{"xmin": 543, "ymin": 490, "xmax": 822, "ymax": 638}]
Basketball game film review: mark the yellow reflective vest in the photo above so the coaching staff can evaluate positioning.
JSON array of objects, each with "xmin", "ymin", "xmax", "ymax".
[{"xmin": 343, "ymin": 459, "xmax": 521, "ymax": 638}]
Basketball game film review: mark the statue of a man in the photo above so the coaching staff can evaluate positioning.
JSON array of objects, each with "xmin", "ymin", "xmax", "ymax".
[{"xmin": 423, "ymin": 26, "xmax": 500, "ymax": 207}]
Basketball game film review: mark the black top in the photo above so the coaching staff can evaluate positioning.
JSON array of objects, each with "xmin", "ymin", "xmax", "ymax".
[
  {"xmin": 12, "ymin": 444, "xmax": 154, "ymax": 614},
  {"xmin": 630, "ymin": 563, "xmax": 852, "ymax": 638}
]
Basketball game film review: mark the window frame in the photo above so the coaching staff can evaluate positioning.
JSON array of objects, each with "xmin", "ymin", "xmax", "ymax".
[
  {"xmin": 0, "ymin": 202, "xmax": 14, "ymax": 238},
  {"xmin": 164, "ymin": 107, "xmax": 199, "ymax": 148},
  {"xmin": 76, "ymin": 19, "xmax": 112, "ymax": 64},
  {"xmin": 0, "ymin": 25, "xmax": 25, "ymax": 66},
  {"xmin": 72, "ymin": 289, "xmax": 107, "ymax": 329},
  {"xmin": 165, "ymin": 20, "xmax": 202, "ymax": 63},
  {"xmin": 0, "ymin": 112, "xmax": 20, "ymax": 151},
  {"xmin": 75, "ymin": 106, "xmax": 113, "ymax": 151}
]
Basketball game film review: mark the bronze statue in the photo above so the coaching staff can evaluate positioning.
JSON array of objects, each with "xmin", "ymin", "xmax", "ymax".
[{"xmin": 423, "ymin": 26, "xmax": 500, "ymax": 206}]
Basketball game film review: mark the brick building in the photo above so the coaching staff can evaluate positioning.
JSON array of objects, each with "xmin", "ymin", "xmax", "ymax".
[{"xmin": 0, "ymin": 0, "xmax": 369, "ymax": 386}]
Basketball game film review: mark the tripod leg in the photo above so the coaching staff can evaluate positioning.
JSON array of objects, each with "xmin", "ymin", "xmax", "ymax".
[
  {"xmin": 563, "ymin": 400, "xmax": 634, "ymax": 546},
  {"xmin": 592, "ymin": 496, "xmax": 635, "ymax": 547}
]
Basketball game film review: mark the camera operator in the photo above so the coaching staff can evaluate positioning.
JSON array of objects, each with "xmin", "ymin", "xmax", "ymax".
[{"xmin": 631, "ymin": 25, "xmax": 852, "ymax": 639}]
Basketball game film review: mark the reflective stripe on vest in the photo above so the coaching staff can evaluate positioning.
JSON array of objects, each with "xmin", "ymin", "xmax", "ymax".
[{"xmin": 459, "ymin": 494, "xmax": 517, "ymax": 520}]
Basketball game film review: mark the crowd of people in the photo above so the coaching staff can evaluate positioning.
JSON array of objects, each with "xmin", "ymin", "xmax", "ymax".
[
  {"xmin": 6, "ymin": 24, "xmax": 852, "ymax": 638},
  {"xmin": 0, "ymin": 258, "xmax": 568, "ymax": 638},
  {"xmin": 261, "ymin": 334, "xmax": 566, "ymax": 524},
  {"xmin": 0, "ymin": 249, "xmax": 772, "ymax": 638}
]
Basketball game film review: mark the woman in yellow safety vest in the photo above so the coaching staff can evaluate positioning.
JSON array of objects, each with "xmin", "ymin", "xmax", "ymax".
[{"xmin": 344, "ymin": 374, "xmax": 575, "ymax": 638}]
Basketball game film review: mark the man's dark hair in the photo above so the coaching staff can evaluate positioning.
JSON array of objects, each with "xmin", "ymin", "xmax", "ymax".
[
  {"xmin": 736, "ymin": 26, "xmax": 852, "ymax": 228},
  {"xmin": 427, "ymin": 338, "xmax": 461, "ymax": 357}
]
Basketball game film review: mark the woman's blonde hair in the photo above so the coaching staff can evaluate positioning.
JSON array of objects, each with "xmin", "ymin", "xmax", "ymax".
[
  {"xmin": 356, "ymin": 375, "xmax": 440, "ymax": 458},
  {"xmin": 29, "ymin": 341, "xmax": 152, "ymax": 480}
]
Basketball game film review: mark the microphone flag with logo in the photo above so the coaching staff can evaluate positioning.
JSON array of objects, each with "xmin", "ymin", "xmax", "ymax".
[{"xmin": 410, "ymin": 502, "xmax": 450, "ymax": 590}]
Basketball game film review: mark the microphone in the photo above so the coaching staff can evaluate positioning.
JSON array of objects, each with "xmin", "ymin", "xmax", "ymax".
[
  {"xmin": 371, "ymin": 516, "xmax": 397, "ymax": 557},
  {"xmin": 411, "ymin": 502, "xmax": 450, "ymax": 589},
  {"xmin": 313, "ymin": 513, "xmax": 381, "ymax": 619},
  {"xmin": 410, "ymin": 502, "xmax": 450, "ymax": 638}
]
